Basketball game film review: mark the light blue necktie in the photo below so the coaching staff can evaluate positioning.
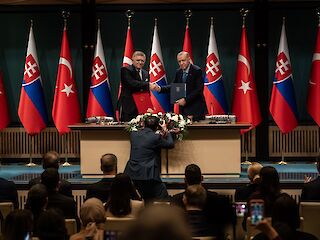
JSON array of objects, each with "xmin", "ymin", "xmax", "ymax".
[{"xmin": 182, "ymin": 71, "xmax": 188, "ymax": 83}]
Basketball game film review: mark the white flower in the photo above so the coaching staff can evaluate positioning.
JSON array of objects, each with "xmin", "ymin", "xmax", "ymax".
[
  {"xmin": 172, "ymin": 115, "xmax": 179, "ymax": 122},
  {"xmin": 179, "ymin": 120, "xmax": 186, "ymax": 128},
  {"xmin": 186, "ymin": 118, "xmax": 191, "ymax": 124},
  {"xmin": 131, "ymin": 127, "xmax": 138, "ymax": 131},
  {"xmin": 157, "ymin": 112, "xmax": 163, "ymax": 116},
  {"xmin": 179, "ymin": 114, "xmax": 184, "ymax": 120}
]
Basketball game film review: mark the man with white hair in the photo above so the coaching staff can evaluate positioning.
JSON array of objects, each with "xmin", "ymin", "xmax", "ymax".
[{"xmin": 159, "ymin": 51, "xmax": 207, "ymax": 121}]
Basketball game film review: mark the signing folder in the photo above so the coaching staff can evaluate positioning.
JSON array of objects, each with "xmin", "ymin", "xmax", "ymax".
[
  {"xmin": 170, "ymin": 83, "xmax": 186, "ymax": 104},
  {"xmin": 132, "ymin": 92, "xmax": 153, "ymax": 114}
]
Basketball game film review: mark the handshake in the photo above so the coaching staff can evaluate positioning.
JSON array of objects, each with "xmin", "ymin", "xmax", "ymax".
[{"xmin": 149, "ymin": 82, "xmax": 161, "ymax": 92}]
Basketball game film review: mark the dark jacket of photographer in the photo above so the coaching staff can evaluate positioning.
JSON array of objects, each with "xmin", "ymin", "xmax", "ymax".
[{"xmin": 124, "ymin": 127, "xmax": 174, "ymax": 182}]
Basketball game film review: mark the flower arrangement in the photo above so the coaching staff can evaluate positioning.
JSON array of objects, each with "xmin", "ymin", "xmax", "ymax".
[{"xmin": 126, "ymin": 112, "xmax": 191, "ymax": 140}]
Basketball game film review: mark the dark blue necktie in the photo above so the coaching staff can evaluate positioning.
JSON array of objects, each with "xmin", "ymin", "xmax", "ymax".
[{"xmin": 182, "ymin": 71, "xmax": 188, "ymax": 83}]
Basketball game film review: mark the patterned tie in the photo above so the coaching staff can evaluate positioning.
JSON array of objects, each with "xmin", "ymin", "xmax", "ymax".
[{"xmin": 182, "ymin": 71, "xmax": 188, "ymax": 83}]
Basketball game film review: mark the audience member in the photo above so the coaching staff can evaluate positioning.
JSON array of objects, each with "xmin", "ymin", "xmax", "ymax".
[
  {"xmin": 249, "ymin": 166, "xmax": 281, "ymax": 217},
  {"xmin": 86, "ymin": 153, "xmax": 117, "ymax": 203},
  {"xmin": 3, "ymin": 209, "xmax": 33, "ymax": 240},
  {"xmin": 105, "ymin": 173, "xmax": 144, "ymax": 218},
  {"xmin": 235, "ymin": 162, "xmax": 263, "ymax": 201},
  {"xmin": 70, "ymin": 198, "xmax": 106, "ymax": 240},
  {"xmin": 244, "ymin": 166, "xmax": 282, "ymax": 231},
  {"xmin": 37, "ymin": 209, "xmax": 68, "ymax": 240},
  {"xmin": 40, "ymin": 168, "xmax": 80, "ymax": 228},
  {"xmin": 183, "ymin": 184, "xmax": 215, "ymax": 237},
  {"xmin": 253, "ymin": 193, "xmax": 318, "ymax": 240},
  {"xmin": 29, "ymin": 151, "xmax": 72, "ymax": 197},
  {"xmin": 121, "ymin": 204, "xmax": 192, "ymax": 240},
  {"xmin": 124, "ymin": 115, "xmax": 174, "ymax": 202},
  {"xmin": 171, "ymin": 164, "xmax": 235, "ymax": 239},
  {"xmin": 25, "ymin": 183, "xmax": 48, "ymax": 236},
  {"xmin": 0, "ymin": 177, "xmax": 19, "ymax": 209},
  {"xmin": 301, "ymin": 159, "xmax": 320, "ymax": 201}
]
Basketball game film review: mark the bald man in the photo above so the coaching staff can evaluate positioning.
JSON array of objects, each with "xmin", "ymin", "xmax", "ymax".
[{"xmin": 159, "ymin": 51, "xmax": 207, "ymax": 121}]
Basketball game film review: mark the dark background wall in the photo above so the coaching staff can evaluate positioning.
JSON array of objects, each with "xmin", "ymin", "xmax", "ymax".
[{"xmin": 0, "ymin": 1, "xmax": 318, "ymax": 127}]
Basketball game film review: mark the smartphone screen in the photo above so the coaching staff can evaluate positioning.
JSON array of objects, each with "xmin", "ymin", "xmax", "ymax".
[{"xmin": 250, "ymin": 200, "xmax": 264, "ymax": 225}]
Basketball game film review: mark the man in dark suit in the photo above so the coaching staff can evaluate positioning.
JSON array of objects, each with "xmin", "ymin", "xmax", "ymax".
[
  {"xmin": 235, "ymin": 162, "xmax": 262, "ymax": 201},
  {"xmin": 86, "ymin": 153, "xmax": 117, "ymax": 203},
  {"xmin": 41, "ymin": 168, "xmax": 80, "ymax": 229},
  {"xmin": 118, "ymin": 51, "xmax": 158, "ymax": 122},
  {"xmin": 0, "ymin": 177, "xmax": 19, "ymax": 209},
  {"xmin": 171, "ymin": 164, "xmax": 235, "ymax": 239},
  {"xmin": 158, "ymin": 51, "xmax": 207, "ymax": 121},
  {"xmin": 301, "ymin": 160, "xmax": 320, "ymax": 201},
  {"xmin": 29, "ymin": 151, "xmax": 72, "ymax": 197},
  {"xmin": 124, "ymin": 115, "xmax": 174, "ymax": 201}
]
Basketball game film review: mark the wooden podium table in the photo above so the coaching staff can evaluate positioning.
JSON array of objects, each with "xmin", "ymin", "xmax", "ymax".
[{"xmin": 70, "ymin": 123, "xmax": 251, "ymax": 178}]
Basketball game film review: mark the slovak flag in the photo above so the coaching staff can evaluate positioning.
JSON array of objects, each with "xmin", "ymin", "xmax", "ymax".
[
  {"xmin": 52, "ymin": 25, "xmax": 81, "ymax": 134},
  {"xmin": 232, "ymin": 25, "xmax": 261, "ymax": 133},
  {"xmin": 18, "ymin": 23, "xmax": 48, "ymax": 135},
  {"xmin": 203, "ymin": 19, "xmax": 228, "ymax": 115},
  {"xmin": 307, "ymin": 24, "xmax": 320, "ymax": 126},
  {"xmin": 269, "ymin": 20, "xmax": 298, "ymax": 133},
  {"xmin": 183, "ymin": 21, "xmax": 194, "ymax": 63},
  {"xmin": 0, "ymin": 72, "xmax": 10, "ymax": 130},
  {"xmin": 116, "ymin": 23, "xmax": 134, "ymax": 121},
  {"xmin": 86, "ymin": 24, "xmax": 113, "ymax": 118},
  {"xmin": 149, "ymin": 20, "xmax": 170, "ymax": 113}
]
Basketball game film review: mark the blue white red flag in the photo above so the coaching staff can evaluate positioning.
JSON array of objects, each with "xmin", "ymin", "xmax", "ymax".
[
  {"xmin": 270, "ymin": 20, "xmax": 298, "ymax": 133},
  {"xmin": 149, "ymin": 21, "xmax": 170, "ymax": 113},
  {"xmin": 18, "ymin": 23, "xmax": 47, "ymax": 135},
  {"xmin": 203, "ymin": 19, "xmax": 228, "ymax": 115},
  {"xmin": 87, "ymin": 24, "xmax": 113, "ymax": 118}
]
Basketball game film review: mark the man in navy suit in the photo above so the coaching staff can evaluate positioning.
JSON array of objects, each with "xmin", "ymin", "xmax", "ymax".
[
  {"xmin": 118, "ymin": 51, "xmax": 158, "ymax": 122},
  {"xmin": 301, "ymin": 160, "xmax": 320, "ymax": 201},
  {"xmin": 124, "ymin": 116, "xmax": 174, "ymax": 201},
  {"xmin": 159, "ymin": 51, "xmax": 207, "ymax": 121}
]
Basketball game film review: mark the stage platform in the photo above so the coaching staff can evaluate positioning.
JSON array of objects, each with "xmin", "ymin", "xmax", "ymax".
[{"xmin": 0, "ymin": 162, "xmax": 318, "ymax": 190}]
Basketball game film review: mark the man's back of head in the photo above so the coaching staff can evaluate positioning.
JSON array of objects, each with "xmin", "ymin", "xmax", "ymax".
[
  {"xmin": 41, "ymin": 168, "xmax": 60, "ymax": 192},
  {"xmin": 185, "ymin": 164, "xmax": 202, "ymax": 185},
  {"xmin": 144, "ymin": 116, "xmax": 159, "ymax": 132},
  {"xmin": 183, "ymin": 184, "xmax": 207, "ymax": 210},
  {"xmin": 247, "ymin": 162, "xmax": 263, "ymax": 183},
  {"xmin": 100, "ymin": 153, "xmax": 117, "ymax": 175},
  {"xmin": 43, "ymin": 151, "xmax": 60, "ymax": 170}
]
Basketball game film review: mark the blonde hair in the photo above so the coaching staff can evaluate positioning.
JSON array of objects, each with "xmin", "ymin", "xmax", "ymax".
[{"xmin": 80, "ymin": 198, "xmax": 105, "ymax": 227}]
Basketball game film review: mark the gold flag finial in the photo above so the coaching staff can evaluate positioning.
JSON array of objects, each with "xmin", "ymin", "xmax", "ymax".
[
  {"xmin": 240, "ymin": 8, "xmax": 249, "ymax": 27},
  {"xmin": 316, "ymin": 8, "xmax": 320, "ymax": 25},
  {"xmin": 125, "ymin": 10, "xmax": 134, "ymax": 27},
  {"xmin": 61, "ymin": 10, "xmax": 70, "ymax": 29},
  {"xmin": 184, "ymin": 10, "xmax": 192, "ymax": 26}
]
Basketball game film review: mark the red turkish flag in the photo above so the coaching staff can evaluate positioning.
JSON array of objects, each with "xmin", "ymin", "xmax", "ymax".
[
  {"xmin": 307, "ymin": 25, "xmax": 320, "ymax": 126},
  {"xmin": 232, "ymin": 26, "xmax": 261, "ymax": 134},
  {"xmin": 0, "ymin": 72, "xmax": 10, "ymax": 130},
  {"xmin": 183, "ymin": 23, "xmax": 194, "ymax": 63},
  {"xmin": 52, "ymin": 27, "xmax": 81, "ymax": 134},
  {"xmin": 116, "ymin": 25, "xmax": 134, "ymax": 121}
]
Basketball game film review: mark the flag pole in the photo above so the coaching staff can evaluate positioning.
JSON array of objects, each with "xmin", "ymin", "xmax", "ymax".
[
  {"xmin": 184, "ymin": 9, "xmax": 192, "ymax": 26},
  {"xmin": 239, "ymin": 8, "xmax": 252, "ymax": 165},
  {"xmin": 0, "ymin": 132, "xmax": 2, "ymax": 167},
  {"xmin": 277, "ymin": 17, "xmax": 288, "ymax": 165},
  {"xmin": 62, "ymin": 133, "xmax": 71, "ymax": 167},
  {"xmin": 26, "ymin": 135, "xmax": 37, "ymax": 167},
  {"xmin": 316, "ymin": 9, "xmax": 320, "ymax": 165}
]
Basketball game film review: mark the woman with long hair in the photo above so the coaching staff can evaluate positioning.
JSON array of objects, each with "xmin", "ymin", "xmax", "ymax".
[{"xmin": 105, "ymin": 173, "xmax": 143, "ymax": 218}]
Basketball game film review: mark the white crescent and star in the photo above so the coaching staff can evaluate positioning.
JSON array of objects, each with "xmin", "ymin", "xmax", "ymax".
[
  {"xmin": 238, "ymin": 54, "xmax": 251, "ymax": 76},
  {"xmin": 58, "ymin": 57, "xmax": 75, "ymax": 96},
  {"xmin": 310, "ymin": 53, "xmax": 320, "ymax": 85},
  {"xmin": 238, "ymin": 80, "xmax": 252, "ymax": 94},
  {"xmin": 61, "ymin": 83, "xmax": 74, "ymax": 97}
]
